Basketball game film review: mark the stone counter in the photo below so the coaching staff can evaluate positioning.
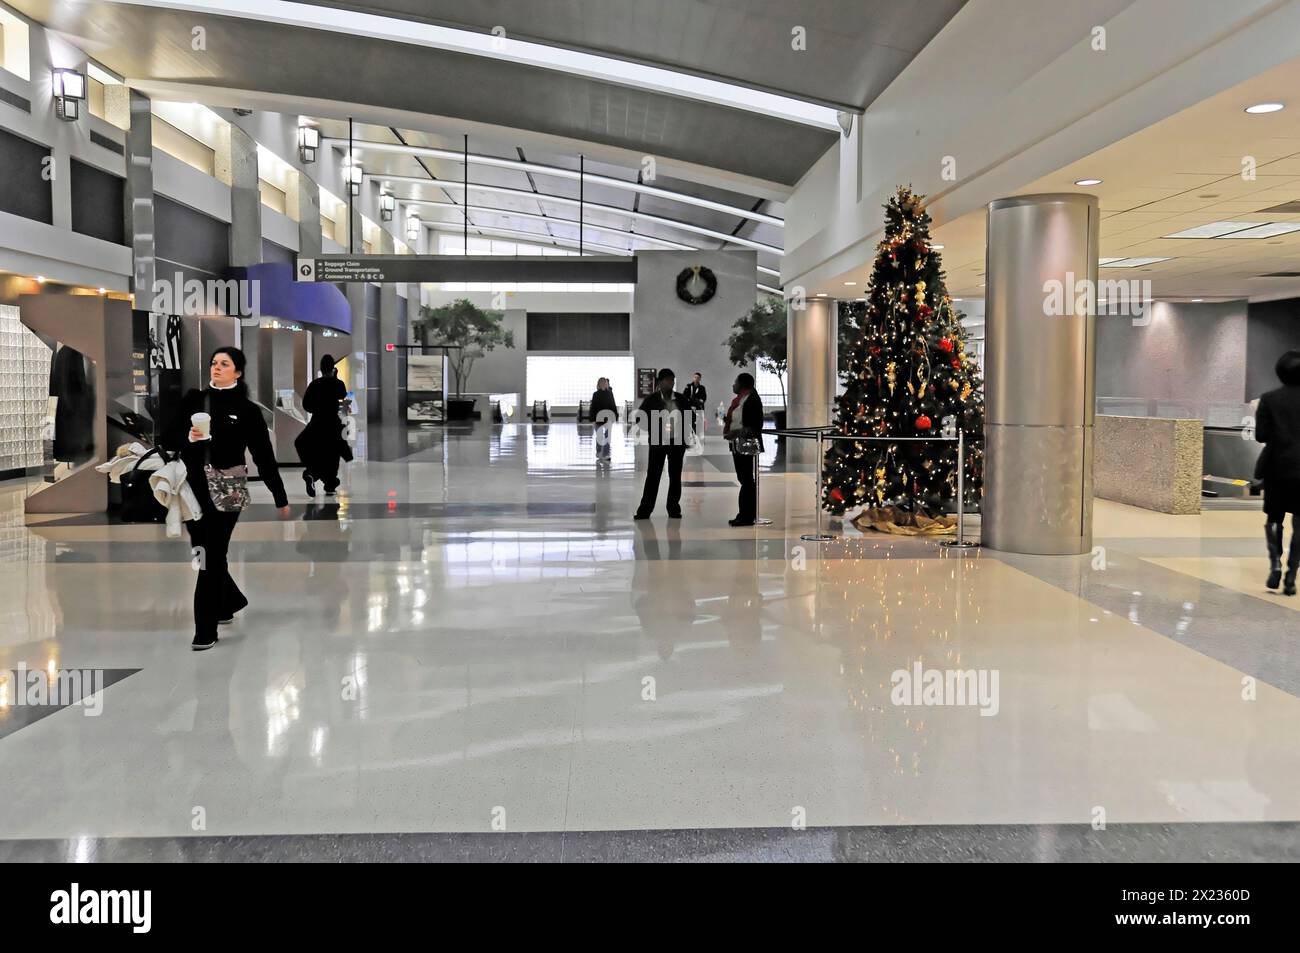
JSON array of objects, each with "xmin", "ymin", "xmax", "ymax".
[{"xmin": 1094, "ymin": 415, "xmax": 1203, "ymax": 514}]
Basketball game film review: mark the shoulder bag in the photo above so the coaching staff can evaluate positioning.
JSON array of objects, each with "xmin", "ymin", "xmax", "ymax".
[{"xmin": 202, "ymin": 392, "xmax": 250, "ymax": 512}]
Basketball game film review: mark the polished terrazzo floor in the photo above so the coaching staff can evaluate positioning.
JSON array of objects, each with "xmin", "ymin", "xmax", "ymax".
[{"xmin": 1, "ymin": 421, "xmax": 1297, "ymax": 861}]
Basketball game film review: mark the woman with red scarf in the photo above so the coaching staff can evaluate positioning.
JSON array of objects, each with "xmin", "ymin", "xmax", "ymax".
[{"xmin": 723, "ymin": 372, "xmax": 765, "ymax": 526}]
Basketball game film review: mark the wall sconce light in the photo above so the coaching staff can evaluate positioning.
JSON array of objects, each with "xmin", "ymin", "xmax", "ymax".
[
  {"xmin": 52, "ymin": 68, "xmax": 86, "ymax": 122},
  {"xmin": 347, "ymin": 161, "xmax": 363, "ymax": 197},
  {"xmin": 406, "ymin": 214, "xmax": 420, "ymax": 242},
  {"xmin": 380, "ymin": 191, "xmax": 395, "ymax": 222},
  {"xmin": 297, "ymin": 121, "xmax": 319, "ymax": 163}
]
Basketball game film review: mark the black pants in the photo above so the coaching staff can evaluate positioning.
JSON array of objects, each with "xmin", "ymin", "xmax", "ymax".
[
  {"xmin": 733, "ymin": 452, "xmax": 757, "ymax": 522},
  {"xmin": 638, "ymin": 446, "xmax": 686, "ymax": 516},
  {"xmin": 184, "ymin": 508, "xmax": 246, "ymax": 639}
]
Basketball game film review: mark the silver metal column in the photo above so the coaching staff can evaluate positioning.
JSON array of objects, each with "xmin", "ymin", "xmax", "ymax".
[
  {"xmin": 123, "ymin": 90, "xmax": 156, "ymax": 303},
  {"xmin": 786, "ymin": 296, "xmax": 837, "ymax": 464},
  {"xmin": 377, "ymin": 229, "xmax": 400, "ymax": 424},
  {"xmin": 226, "ymin": 123, "xmax": 265, "ymax": 399},
  {"xmin": 984, "ymin": 193, "xmax": 1098, "ymax": 555}
]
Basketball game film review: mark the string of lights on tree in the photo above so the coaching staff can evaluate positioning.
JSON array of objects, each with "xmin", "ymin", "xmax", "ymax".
[{"xmin": 822, "ymin": 187, "xmax": 986, "ymax": 517}]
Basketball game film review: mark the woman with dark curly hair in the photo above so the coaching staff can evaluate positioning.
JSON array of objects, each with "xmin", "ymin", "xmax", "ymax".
[{"xmin": 164, "ymin": 347, "xmax": 290, "ymax": 649}]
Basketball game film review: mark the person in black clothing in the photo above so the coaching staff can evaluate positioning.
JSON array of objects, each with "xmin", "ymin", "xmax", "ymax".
[
  {"xmin": 163, "ymin": 346, "xmax": 290, "ymax": 650},
  {"xmin": 296, "ymin": 354, "xmax": 349, "ymax": 496},
  {"xmin": 1256, "ymin": 350, "xmax": 1300, "ymax": 595},
  {"xmin": 723, "ymin": 372, "xmax": 765, "ymax": 526},
  {"xmin": 589, "ymin": 377, "xmax": 618, "ymax": 464},
  {"xmin": 683, "ymin": 372, "xmax": 708, "ymax": 439},
  {"xmin": 634, "ymin": 368, "xmax": 688, "ymax": 519}
]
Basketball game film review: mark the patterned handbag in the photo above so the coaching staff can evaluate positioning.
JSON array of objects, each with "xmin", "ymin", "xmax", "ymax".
[
  {"xmin": 202, "ymin": 393, "xmax": 249, "ymax": 513},
  {"xmin": 732, "ymin": 434, "xmax": 762, "ymax": 456}
]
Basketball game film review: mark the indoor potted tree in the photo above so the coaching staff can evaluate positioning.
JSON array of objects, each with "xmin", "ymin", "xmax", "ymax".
[
  {"xmin": 725, "ymin": 295, "xmax": 788, "ymax": 431},
  {"xmin": 414, "ymin": 298, "xmax": 514, "ymax": 421}
]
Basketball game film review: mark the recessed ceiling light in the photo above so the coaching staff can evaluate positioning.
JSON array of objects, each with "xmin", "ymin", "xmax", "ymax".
[
  {"xmin": 1218, "ymin": 222, "xmax": 1300, "ymax": 239},
  {"xmin": 1245, "ymin": 102, "xmax": 1285, "ymax": 114},
  {"xmin": 36, "ymin": 276, "xmax": 46, "ymax": 284},
  {"xmin": 1164, "ymin": 221, "xmax": 1263, "ymax": 239},
  {"xmin": 816, "ymin": 292, "xmax": 828, "ymax": 297},
  {"xmin": 1101, "ymin": 257, "xmax": 1173, "ymax": 268},
  {"xmin": 843, "ymin": 281, "xmax": 857, "ymax": 286},
  {"xmin": 1191, "ymin": 298, "xmax": 1204, "ymax": 302},
  {"xmin": 98, "ymin": 287, "xmax": 107, "ymax": 294},
  {"xmin": 1074, "ymin": 178, "xmax": 1103, "ymax": 186},
  {"xmin": 932, "ymin": 244, "xmax": 944, "ymax": 249}
]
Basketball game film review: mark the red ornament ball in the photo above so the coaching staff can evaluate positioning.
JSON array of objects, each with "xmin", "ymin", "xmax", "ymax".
[
  {"xmin": 951, "ymin": 359, "xmax": 961, "ymax": 369},
  {"xmin": 938, "ymin": 338, "xmax": 954, "ymax": 353},
  {"xmin": 829, "ymin": 487, "xmax": 845, "ymax": 503},
  {"xmin": 915, "ymin": 415, "xmax": 932, "ymax": 430}
]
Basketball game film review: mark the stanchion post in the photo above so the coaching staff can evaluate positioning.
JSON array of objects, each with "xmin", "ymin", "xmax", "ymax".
[
  {"xmin": 754, "ymin": 448, "xmax": 773, "ymax": 526},
  {"xmin": 801, "ymin": 428, "xmax": 834, "ymax": 542}
]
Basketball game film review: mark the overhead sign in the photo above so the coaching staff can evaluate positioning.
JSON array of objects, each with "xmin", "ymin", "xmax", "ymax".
[{"xmin": 296, "ymin": 255, "xmax": 638, "ymax": 284}]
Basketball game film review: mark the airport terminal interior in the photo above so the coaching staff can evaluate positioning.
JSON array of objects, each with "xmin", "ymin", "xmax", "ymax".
[{"xmin": 1, "ymin": 0, "xmax": 1299, "ymax": 863}]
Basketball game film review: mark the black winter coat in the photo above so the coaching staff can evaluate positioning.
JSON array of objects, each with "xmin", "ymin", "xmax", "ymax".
[
  {"xmin": 1256, "ymin": 384, "xmax": 1300, "ymax": 483},
  {"xmin": 163, "ymin": 386, "xmax": 288, "ymax": 509}
]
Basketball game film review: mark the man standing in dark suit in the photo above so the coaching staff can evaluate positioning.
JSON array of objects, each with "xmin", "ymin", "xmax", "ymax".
[
  {"xmin": 634, "ymin": 368, "xmax": 688, "ymax": 520},
  {"xmin": 723, "ymin": 372, "xmax": 765, "ymax": 526},
  {"xmin": 683, "ymin": 372, "xmax": 708, "ymax": 439}
]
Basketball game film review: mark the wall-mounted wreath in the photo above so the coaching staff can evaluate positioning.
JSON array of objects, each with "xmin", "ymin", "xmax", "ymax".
[{"xmin": 676, "ymin": 265, "xmax": 718, "ymax": 305}]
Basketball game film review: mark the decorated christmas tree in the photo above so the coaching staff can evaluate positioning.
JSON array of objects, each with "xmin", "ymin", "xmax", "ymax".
[{"xmin": 822, "ymin": 187, "xmax": 984, "ymax": 523}]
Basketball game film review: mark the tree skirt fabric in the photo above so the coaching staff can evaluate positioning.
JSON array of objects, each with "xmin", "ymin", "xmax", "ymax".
[{"xmin": 851, "ymin": 505, "xmax": 956, "ymax": 536}]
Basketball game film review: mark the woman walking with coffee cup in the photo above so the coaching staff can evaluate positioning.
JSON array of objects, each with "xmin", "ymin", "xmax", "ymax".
[{"xmin": 164, "ymin": 346, "xmax": 290, "ymax": 650}]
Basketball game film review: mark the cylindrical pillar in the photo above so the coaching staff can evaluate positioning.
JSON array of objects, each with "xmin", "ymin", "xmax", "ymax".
[
  {"xmin": 984, "ymin": 193, "xmax": 1098, "ymax": 555},
  {"xmin": 787, "ymin": 296, "xmax": 837, "ymax": 464}
]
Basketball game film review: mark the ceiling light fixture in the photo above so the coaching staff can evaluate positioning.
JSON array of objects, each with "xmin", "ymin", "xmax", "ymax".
[
  {"xmin": 51, "ymin": 68, "xmax": 86, "ymax": 122},
  {"xmin": 406, "ymin": 213, "xmax": 421, "ymax": 243},
  {"xmin": 1245, "ymin": 102, "xmax": 1285, "ymax": 114},
  {"xmin": 1074, "ymin": 178, "xmax": 1103, "ymax": 186},
  {"xmin": 843, "ymin": 281, "xmax": 857, "ymax": 286},
  {"xmin": 380, "ymin": 190, "xmax": 395, "ymax": 222},
  {"xmin": 297, "ymin": 119, "xmax": 319, "ymax": 164}
]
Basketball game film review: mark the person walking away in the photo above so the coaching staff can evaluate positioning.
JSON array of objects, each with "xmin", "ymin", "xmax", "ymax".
[
  {"xmin": 634, "ymin": 368, "xmax": 688, "ymax": 519},
  {"xmin": 1256, "ymin": 350, "xmax": 1300, "ymax": 595},
  {"xmin": 683, "ymin": 371, "xmax": 708, "ymax": 439},
  {"xmin": 296, "ymin": 354, "xmax": 349, "ymax": 496},
  {"xmin": 164, "ymin": 346, "xmax": 290, "ymax": 650},
  {"xmin": 589, "ymin": 376, "xmax": 618, "ymax": 464},
  {"xmin": 723, "ymin": 372, "xmax": 765, "ymax": 526}
]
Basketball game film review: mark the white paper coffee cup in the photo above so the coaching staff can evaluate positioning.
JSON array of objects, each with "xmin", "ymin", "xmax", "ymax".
[{"xmin": 191, "ymin": 412, "xmax": 211, "ymax": 438}]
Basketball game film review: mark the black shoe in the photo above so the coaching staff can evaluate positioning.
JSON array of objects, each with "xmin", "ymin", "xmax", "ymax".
[
  {"xmin": 668, "ymin": 511, "xmax": 682, "ymax": 519},
  {"xmin": 1287, "ymin": 530, "xmax": 1300, "ymax": 596},
  {"xmin": 303, "ymin": 473, "xmax": 316, "ymax": 498},
  {"xmin": 729, "ymin": 518, "xmax": 755, "ymax": 527},
  {"xmin": 217, "ymin": 617, "xmax": 234, "ymax": 626},
  {"xmin": 1266, "ymin": 522, "xmax": 1284, "ymax": 590},
  {"xmin": 191, "ymin": 632, "xmax": 218, "ymax": 651},
  {"xmin": 633, "ymin": 512, "xmax": 651, "ymax": 520},
  {"xmin": 324, "ymin": 485, "xmax": 338, "ymax": 496}
]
